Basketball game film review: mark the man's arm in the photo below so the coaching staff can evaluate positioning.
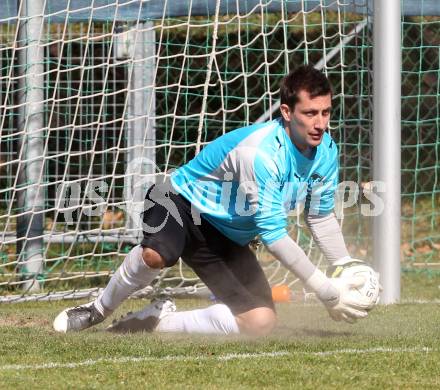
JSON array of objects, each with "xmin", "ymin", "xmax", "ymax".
[
  {"xmin": 249, "ymin": 147, "xmax": 368, "ymax": 321},
  {"xmin": 266, "ymin": 235, "xmax": 369, "ymax": 323},
  {"xmin": 305, "ymin": 212, "xmax": 352, "ymax": 265},
  {"xmin": 266, "ymin": 235, "xmax": 336, "ymax": 302}
]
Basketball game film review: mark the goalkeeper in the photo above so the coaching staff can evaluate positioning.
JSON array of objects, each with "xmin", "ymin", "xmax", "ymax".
[{"xmin": 54, "ymin": 65, "xmax": 372, "ymax": 335}]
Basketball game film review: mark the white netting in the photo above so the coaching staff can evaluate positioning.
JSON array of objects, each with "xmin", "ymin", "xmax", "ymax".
[{"xmin": 0, "ymin": 0, "xmax": 374, "ymax": 302}]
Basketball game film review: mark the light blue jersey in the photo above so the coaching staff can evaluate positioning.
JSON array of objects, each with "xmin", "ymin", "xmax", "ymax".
[{"xmin": 170, "ymin": 118, "xmax": 338, "ymax": 246}]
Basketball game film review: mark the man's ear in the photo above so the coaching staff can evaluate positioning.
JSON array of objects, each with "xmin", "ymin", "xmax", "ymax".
[{"xmin": 280, "ymin": 103, "xmax": 292, "ymax": 122}]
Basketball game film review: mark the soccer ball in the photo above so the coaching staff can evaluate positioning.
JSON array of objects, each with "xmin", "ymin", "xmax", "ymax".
[{"xmin": 340, "ymin": 264, "xmax": 380, "ymax": 309}]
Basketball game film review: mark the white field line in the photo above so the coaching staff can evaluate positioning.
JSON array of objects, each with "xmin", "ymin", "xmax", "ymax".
[
  {"xmin": 0, "ymin": 352, "xmax": 289, "ymax": 371},
  {"xmin": 400, "ymin": 299, "xmax": 440, "ymax": 304},
  {"xmin": 0, "ymin": 347, "xmax": 435, "ymax": 371},
  {"xmin": 309, "ymin": 346, "xmax": 433, "ymax": 356}
]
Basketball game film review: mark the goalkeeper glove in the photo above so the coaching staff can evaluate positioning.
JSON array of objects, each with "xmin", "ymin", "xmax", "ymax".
[
  {"xmin": 326, "ymin": 258, "xmax": 366, "ymax": 279},
  {"xmin": 304, "ymin": 267, "xmax": 369, "ymax": 324},
  {"xmin": 324, "ymin": 275, "xmax": 370, "ymax": 323}
]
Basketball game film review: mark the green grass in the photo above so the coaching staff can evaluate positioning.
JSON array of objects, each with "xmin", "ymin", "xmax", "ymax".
[{"xmin": 0, "ymin": 272, "xmax": 440, "ymax": 389}]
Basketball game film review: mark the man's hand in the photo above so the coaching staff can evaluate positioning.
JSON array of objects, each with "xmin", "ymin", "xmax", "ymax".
[{"xmin": 322, "ymin": 275, "xmax": 371, "ymax": 323}]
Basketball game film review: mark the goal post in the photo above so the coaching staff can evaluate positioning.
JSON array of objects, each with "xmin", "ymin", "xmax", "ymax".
[
  {"xmin": 16, "ymin": 0, "xmax": 45, "ymax": 292},
  {"xmin": 372, "ymin": 0, "xmax": 401, "ymax": 304},
  {"xmin": 0, "ymin": 1, "xmax": 439, "ymax": 303}
]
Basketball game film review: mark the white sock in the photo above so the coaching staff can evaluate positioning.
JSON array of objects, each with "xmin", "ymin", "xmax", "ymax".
[
  {"xmin": 94, "ymin": 245, "xmax": 160, "ymax": 316},
  {"xmin": 156, "ymin": 304, "xmax": 240, "ymax": 335}
]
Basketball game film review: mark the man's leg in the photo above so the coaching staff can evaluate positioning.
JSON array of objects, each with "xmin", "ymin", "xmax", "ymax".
[
  {"xmin": 155, "ymin": 248, "xmax": 277, "ymax": 336},
  {"xmin": 53, "ymin": 245, "xmax": 163, "ymax": 333},
  {"xmin": 94, "ymin": 246, "xmax": 162, "ymax": 315},
  {"xmin": 54, "ymin": 183, "xmax": 191, "ymax": 332},
  {"xmin": 155, "ymin": 304, "xmax": 275, "ymax": 336},
  {"xmin": 155, "ymin": 302, "xmax": 240, "ymax": 335},
  {"xmin": 109, "ymin": 238, "xmax": 276, "ymax": 336}
]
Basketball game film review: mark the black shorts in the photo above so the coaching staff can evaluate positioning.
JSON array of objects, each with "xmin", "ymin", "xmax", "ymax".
[{"xmin": 140, "ymin": 183, "xmax": 274, "ymax": 315}]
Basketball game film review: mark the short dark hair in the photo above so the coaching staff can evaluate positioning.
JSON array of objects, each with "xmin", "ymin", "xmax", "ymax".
[{"xmin": 280, "ymin": 65, "xmax": 332, "ymax": 109}]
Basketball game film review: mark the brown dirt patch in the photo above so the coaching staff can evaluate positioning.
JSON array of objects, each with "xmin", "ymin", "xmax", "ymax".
[{"xmin": 0, "ymin": 313, "xmax": 50, "ymax": 327}]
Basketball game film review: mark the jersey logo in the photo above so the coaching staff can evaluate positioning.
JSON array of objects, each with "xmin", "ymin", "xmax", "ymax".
[
  {"xmin": 307, "ymin": 173, "xmax": 326, "ymax": 189},
  {"xmin": 310, "ymin": 173, "xmax": 324, "ymax": 182}
]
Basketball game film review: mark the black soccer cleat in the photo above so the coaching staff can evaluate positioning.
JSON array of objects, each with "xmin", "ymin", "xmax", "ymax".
[
  {"xmin": 53, "ymin": 301, "xmax": 105, "ymax": 333},
  {"xmin": 107, "ymin": 298, "xmax": 176, "ymax": 334}
]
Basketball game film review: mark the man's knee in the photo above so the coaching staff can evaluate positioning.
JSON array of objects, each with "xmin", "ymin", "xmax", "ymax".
[
  {"xmin": 235, "ymin": 307, "xmax": 277, "ymax": 336},
  {"xmin": 141, "ymin": 247, "xmax": 166, "ymax": 269}
]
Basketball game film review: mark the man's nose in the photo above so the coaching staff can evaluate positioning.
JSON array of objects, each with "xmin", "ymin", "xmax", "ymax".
[{"xmin": 315, "ymin": 115, "xmax": 327, "ymax": 130}]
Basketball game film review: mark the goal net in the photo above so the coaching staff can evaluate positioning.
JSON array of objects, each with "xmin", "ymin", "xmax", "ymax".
[{"xmin": 0, "ymin": 1, "xmax": 438, "ymax": 302}]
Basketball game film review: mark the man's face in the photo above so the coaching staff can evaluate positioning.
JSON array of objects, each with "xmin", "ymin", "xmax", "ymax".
[{"xmin": 281, "ymin": 90, "xmax": 332, "ymax": 153}]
